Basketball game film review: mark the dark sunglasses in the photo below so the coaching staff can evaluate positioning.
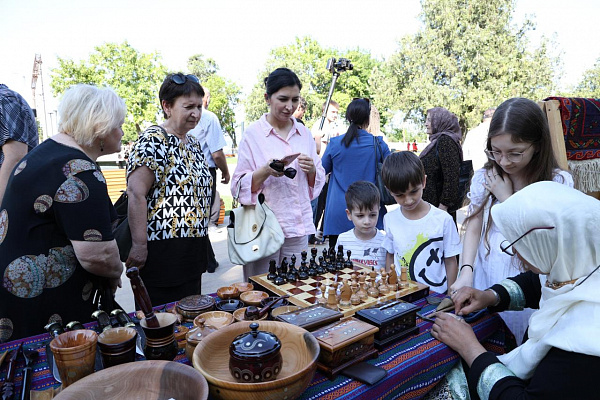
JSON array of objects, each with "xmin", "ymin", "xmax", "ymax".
[
  {"xmin": 170, "ymin": 73, "xmax": 199, "ymax": 85},
  {"xmin": 500, "ymin": 226, "xmax": 555, "ymax": 256}
]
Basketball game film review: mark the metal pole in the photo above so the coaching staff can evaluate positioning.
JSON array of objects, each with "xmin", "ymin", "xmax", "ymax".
[{"xmin": 319, "ymin": 72, "xmax": 340, "ymax": 131}]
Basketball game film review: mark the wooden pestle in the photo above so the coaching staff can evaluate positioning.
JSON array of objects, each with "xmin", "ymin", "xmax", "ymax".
[
  {"xmin": 244, "ymin": 295, "xmax": 290, "ymax": 320},
  {"xmin": 126, "ymin": 267, "xmax": 160, "ymax": 328}
]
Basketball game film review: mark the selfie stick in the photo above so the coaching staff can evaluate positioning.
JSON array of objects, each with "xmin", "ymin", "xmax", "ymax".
[{"xmin": 319, "ymin": 71, "xmax": 341, "ymax": 131}]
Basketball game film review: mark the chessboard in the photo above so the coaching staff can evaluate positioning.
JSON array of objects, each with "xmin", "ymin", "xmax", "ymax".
[{"xmin": 250, "ymin": 264, "xmax": 429, "ymax": 317}]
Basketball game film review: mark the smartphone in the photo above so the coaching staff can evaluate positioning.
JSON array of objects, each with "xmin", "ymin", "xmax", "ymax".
[{"xmin": 280, "ymin": 153, "xmax": 300, "ymax": 166}]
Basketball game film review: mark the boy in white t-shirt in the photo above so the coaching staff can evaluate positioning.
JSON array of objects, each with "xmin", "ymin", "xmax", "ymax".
[
  {"xmin": 337, "ymin": 181, "xmax": 386, "ymax": 270},
  {"xmin": 381, "ymin": 152, "xmax": 460, "ymax": 294}
]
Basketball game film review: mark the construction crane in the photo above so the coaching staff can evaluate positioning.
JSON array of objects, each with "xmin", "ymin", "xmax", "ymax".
[{"xmin": 31, "ymin": 54, "xmax": 48, "ymax": 139}]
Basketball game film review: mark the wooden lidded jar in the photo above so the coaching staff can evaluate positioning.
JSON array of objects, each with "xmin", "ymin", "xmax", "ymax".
[
  {"xmin": 229, "ymin": 322, "xmax": 282, "ymax": 383},
  {"xmin": 185, "ymin": 318, "xmax": 217, "ymax": 361}
]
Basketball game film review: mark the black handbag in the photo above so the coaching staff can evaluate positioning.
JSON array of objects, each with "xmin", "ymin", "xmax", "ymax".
[
  {"xmin": 112, "ymin": 191, "xmax": 131, "ymax": 262},
  {"xmin": 373, "ymin": 136, "xmax": 396, "ymax": 205}
]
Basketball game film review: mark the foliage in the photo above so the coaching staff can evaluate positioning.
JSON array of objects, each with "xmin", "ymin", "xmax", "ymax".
[
  {"xmin": 244, "ymin": 37, "xmax": 383, "ymax": 128},
  {"xmin": 574, "ymin": 57, "xmax": 600, "ymax": 98},
  {"xmin": 50, "ymin": 41, "xmax": 167, "ymax": 143},
  {"xmin": 187, "ymin": 54, "xmax": 241, "ymax": 147},
  {"xmin": 373, "ymin": 0, "xmax": 560, "ymax": 135}
]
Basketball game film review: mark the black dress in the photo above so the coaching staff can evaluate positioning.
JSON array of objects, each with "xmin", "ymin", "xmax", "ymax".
[
  {"xmin": 466, "ymin": 272, "xmax": 600, "ymax": 399},
  {"xmin": 0, "ymin": 140, "xmax": 116, "ymax": 340},
  {"xmin": 420, "ymin": 134, "xmax": 462, "ymax": 209}
]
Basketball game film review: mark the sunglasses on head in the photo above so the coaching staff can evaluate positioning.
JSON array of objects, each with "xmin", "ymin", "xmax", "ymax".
[{"xmin": 170, "ymin": 73, "xmax": 199, "ymax": 85}]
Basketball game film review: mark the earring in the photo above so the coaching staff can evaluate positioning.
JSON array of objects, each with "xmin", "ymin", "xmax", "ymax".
[{"xmin": 100, "ymin": 140, "xmax": 104, "ymax": 152}]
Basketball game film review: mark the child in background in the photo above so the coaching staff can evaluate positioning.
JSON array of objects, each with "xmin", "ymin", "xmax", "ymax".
[
  {"xmin": 337, "ymin": 181, "xmax": 386, "ymax": 270},
  {"xmin": 451, "ymin": 97, "xmax": 573, "ymax": 344},
  {"xmin": 381, "ymin": 151, "xmax": 461, "ymax": 294}
]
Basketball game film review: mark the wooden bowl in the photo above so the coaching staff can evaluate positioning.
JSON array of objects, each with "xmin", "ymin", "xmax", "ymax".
[
  {"xmin": 193, "ymin": 321, "xmax": 320, "ymax": 400},
  {"xmin": 270, "ymin": 306, "xmax": 301, "ymax": 319},
  {"xmin": 239, "ymin": 290, "xmax": 269, "ymax": 306},
  {"xmin": 195, "ymin": 311, "xmax": 235, "ymax": 329},
  {"xmin": 215, "ymin": 299, "xmax": 245, "ymax": 313},
  {"xmin": 232, "ymin": 282, "xmax": 254, "ymax": 294},
  {"xmin": 55, "ymin": 360, "xmax": 209, "ymax": 400},
  {"xmin": 217, "ymin": 286, "xmax": 240, "ymax": 300},
  {"xmin": 232, "ymin": 307, "xmax": 268, "ymax": 323}
]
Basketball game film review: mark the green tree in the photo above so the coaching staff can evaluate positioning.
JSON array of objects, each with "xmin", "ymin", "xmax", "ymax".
[
  {"xmin": 245, "ymin": 37, "xmax": 382, "ymax": 128},
  {"xmin": 574, "ymin": 57, "xmax": 600, "ymax": 98},
  {"xmin": 373, "ymin": 0, "xmax": 560, "ymax": 135},
  {"xmin": 51, "ymin": 41, "xmax": 167, "ymax": 143},
  {"xmin": 187, "ymin": 54, "xmax": 241, "ymax": 147}
]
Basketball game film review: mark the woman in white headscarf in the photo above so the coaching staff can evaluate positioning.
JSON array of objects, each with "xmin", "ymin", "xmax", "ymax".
[{"xmin": 429, "ymin": 181, "xmax": 600, "ymax": 400}]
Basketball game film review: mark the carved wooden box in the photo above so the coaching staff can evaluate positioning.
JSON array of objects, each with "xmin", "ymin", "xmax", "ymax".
[
  {"xmin": 311, "ymin": 317, "xmax": 379, "ymax": 378},
  {"xmin": 355, "ymin": 300, "xmax": 420, "ymax": 349},
  {"xmin": 274, "ymin": 304, "xmax": 343, "ymax": 331}
]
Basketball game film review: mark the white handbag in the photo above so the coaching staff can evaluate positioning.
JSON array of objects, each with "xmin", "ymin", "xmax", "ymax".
[{"xmin": 227, "ymin": 181, "xmax": 284, "ymax": 265}]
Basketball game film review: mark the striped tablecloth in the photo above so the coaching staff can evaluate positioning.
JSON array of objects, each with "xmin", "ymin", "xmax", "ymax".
[{"xmin": 0, "ymin": 293, "xmax": 514, "ymax": 399}]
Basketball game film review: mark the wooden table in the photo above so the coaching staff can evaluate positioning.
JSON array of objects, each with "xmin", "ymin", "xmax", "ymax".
[{"xmin": 0, "ymin": 293, "xmax": 515, "ymax": 399}]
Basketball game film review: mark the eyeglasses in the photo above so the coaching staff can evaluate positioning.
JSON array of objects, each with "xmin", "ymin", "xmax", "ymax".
[
  {"xmin": 485, "ymin": 144, "xmax": 533, "ymax": 163},
  {"xmin": 170, "ymin": 73, "xmax": 200, "ymax": 85},
  {"xmin": 500, "ymin": 226, "xmax": 555, "ymax": 256}
]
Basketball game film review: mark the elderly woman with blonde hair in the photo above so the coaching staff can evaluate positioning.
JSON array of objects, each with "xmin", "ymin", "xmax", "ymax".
[{"xmin": 0, "ymin": 84, "xmax": 125, "ymax": 341}]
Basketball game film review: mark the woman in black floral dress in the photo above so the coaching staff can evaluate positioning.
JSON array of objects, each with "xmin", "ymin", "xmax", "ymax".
[
  {"xmin": 126, "ymin": 74, "xmax": 211, "ymax": 306},
  {"xmin": 0, "ymin": 85, "xmax": 125, "ymax": 340}
]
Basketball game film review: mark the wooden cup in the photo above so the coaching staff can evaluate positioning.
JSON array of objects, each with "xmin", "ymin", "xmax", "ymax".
[{"xmin": 49, "ymin": 330, "xmax": 98, "ymax": 387}]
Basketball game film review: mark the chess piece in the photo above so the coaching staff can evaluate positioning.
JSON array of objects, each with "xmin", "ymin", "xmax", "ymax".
[
  {"xmin": 301, "ymin": 250, "xmax": 308, "ymax": 263},
  {"xmin": 379, "ymin": 271, "xmax": 390, "ymax": 295},
  {"xmin": 311, "ymin": 247, "xmax": 318, "ymax": 259},
  {"xmin": 357, "ymin": 275, "xmax": 368, "ymax": 301},
  {"xmin": 350, "ymin": 284, "xmax": 361, "ymax": 306},
  {"xmin": 307, "ymin": 259, "xmax": 317, "ymax": 277},
  {"xmin": 280, "ymin": 258, "xmax": 288, "ymax": 276},
  {"xmin": 346, "ymin": 249, "xmax": 352, "ymax": 262},
  {"xmin": 326, "ymin": 287, "xmax": 338, "ymax": 310},
  {"xmin": 298, "ymin": 261, "xmax": 309, "ymax": 280},
  {"xmin": 336, "ymin": 245, "xmax": 344, "ymax": 262},
  {"xmin": 369, "ymin": 268, "xmax": 378, "ymax": 283},
  {"xmin": 267, "ymin": 259, "xmax": 277, "ymax": 281},
  {"xmin": 316, "ymin": 256, "xmax": 326, "ymax": 274},
  {"xmin": 367, "ymin": 281, "xmax": 380, "ymax": 298},
  {"xmin": 399, "ymin": 265, "xmax": 409, "ymax": 289},
  {"xmin": 339, "ymin": 280, "xmax": 352, "ymax": 309},
  {"xmin": 274, "ymin": 270, "xmax": 286, "ymax": 286},
  {"xmin": 317, "ymin": 283, "xmax": 328, "ymax": 305},
  {"xmin": 290, "ymin": 254, "xmax": 297, "ymax": 268},
  {"xmin": 286, "ymin": 263, "xmax": 299, "ymax": 282},
  {"xmin": 388, "ymin": 267, "xmax": 399, "ymax": 291},
  {"xmin": 322, "ymin": 248, "xmax": 328, "ymax": 261}
]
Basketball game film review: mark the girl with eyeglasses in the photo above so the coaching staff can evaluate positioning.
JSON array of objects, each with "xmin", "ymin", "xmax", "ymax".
[{"xmin": 451, "ymin": 97, "xmax": 573, "ymax": 344}]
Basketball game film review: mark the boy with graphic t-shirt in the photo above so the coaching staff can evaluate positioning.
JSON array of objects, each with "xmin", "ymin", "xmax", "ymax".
[
  {"xmin": 381, "ymin": 152, "xmax": 460, "ymax": 294},
  {"xmin": 337, "ymin": 181, "xmax": 386, "ymax": 270}
]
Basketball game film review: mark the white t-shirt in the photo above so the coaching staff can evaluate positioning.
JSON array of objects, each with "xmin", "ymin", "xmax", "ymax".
[
  {"xmin": 382, "ymin": 204, "xmax": 461, "ymax": 293},
  {"xmin": 337, "ymin": 229, "xmax": 386, "ymax": 270},
  {"xmin": 188, "ymin": 108, "xmax": 227, "ymax": 168}
]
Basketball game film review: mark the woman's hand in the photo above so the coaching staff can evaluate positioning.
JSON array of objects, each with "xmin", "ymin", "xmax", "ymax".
[
  {"xmin": 483, "ymin": 166, "xmax": 513, "ymax": 202},
  {"xmin": 264, "ymin": 159, "xmax": 286, "ymax": 178},
  {"xmin": 297, "ymin": 154, "xmax": 316, "ymax": 175},
  {"xmin": 126, "ymin": 242, "xmax": 148, "ymax": 270},
  {"xmin": 431, "ymin": 312, "xmax": 486, "ymax": 366},
  {"xmin": 450, "ymin": 286, "xmax": 496, "ymax": 316},
  {"xmin": 449, "ymin": 268, "xmax": 473, "ymax": 293}
]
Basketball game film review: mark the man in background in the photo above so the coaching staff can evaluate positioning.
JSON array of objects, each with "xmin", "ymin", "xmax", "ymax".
[
  {"xmin": 189, "ymin": 87, "xmax": 230, "ymax": 272},
  {"xmin": 0, "ymin": 84, "xmax": 38, "ymax": 204},
  {"xmin": 311, "ymin": 100, "xmax": 342, "ymax": 155},
  {"xmin": 463, "ymin": 107, "xmax": 496, "ymax": 171},
  {"xmin": 293, "ymin": 96, "xmax": 307, "ymax": 126}
]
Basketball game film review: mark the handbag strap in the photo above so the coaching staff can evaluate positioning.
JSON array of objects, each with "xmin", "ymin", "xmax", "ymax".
[
  {"xmin": 230, "ymin": 193, "xmax": 271, "ymax": 245},
  {"xmin": 231, "ymin": 173, "xmax": 245, "ymax": 209}
]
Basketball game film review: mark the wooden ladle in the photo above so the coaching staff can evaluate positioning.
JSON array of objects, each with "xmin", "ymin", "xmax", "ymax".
[{"xmin": 244, "ymin": 295, "xmax": 290, "ymax": 321}]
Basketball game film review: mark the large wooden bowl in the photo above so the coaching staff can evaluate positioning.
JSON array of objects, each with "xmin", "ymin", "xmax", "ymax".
[
  {"xmin": 55, "ymin": 360, "xmax": 208, "ymax": 400},
  {"xmin": 193, "ymin": 321, "xmax": 319, "ymax": 400}
]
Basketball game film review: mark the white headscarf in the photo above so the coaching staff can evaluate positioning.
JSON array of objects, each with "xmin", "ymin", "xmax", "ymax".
[{"xmin": 491, "ymin": 181, "xmax": 600, "ymax": 380}]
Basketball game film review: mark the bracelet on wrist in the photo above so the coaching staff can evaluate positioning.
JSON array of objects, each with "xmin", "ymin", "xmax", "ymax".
[
  {"xmin": 459, "ymin": 264, "xmax": 474, "ymax": 273},
  {"xmin": 485, "ymin": 288, "xmax": 501, "ymax": 307}
]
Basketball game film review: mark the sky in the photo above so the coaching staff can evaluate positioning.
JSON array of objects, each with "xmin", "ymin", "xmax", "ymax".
[{"xmin": 2, "ymin": 0, "xmax": 599, "ymax": 134}]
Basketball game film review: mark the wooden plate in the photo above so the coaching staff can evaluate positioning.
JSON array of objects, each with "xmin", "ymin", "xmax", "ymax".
[
  {"xmin": 239, "ymin": 290, "xmax": 268, "ymax": 306},
  {"xmin": 196, "ymin": 311, "xmax": 235, "ymax": 329},
  {"xmin": 55, "ymin": 360, "xmax": 208, "ymax": 400},
  {"xmin": 193, "ymin": 321, "xmax": 319, "ymax": 400}
]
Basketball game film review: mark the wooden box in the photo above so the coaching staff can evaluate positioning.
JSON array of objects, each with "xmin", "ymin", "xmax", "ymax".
[
  {"xmin": 311, "ymin": 317, "xmax": 379, "ymax": 379},
  {"xmin": 275, "ymin": 304, "xmax": 343, "ymax": 331},
  {"xmin": 355, "ymin": 300, "xmax": 420, "ymax": 349}
]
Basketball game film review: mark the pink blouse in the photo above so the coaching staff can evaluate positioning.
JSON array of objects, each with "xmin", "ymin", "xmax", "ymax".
[{"xmin": 231, "ymin": 114, "xmax": 325, "ymax": 238}]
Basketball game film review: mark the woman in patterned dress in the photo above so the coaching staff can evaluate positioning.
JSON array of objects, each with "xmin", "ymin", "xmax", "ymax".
[
  {"xmin": 126, "ymin": 74, "xmax": 212, "ymax": 306},
  {"xmin": 0, "ymin": 85, "xmax": 125, "ymax": 340}
]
